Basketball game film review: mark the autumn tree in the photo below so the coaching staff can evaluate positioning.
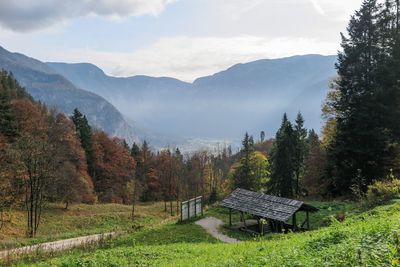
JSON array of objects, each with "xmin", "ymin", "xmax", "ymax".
[
  {"xmin": 12, "ymin": 99, "xmax": 57, "ymax": 238},
  {"xmin": 92, "ymin": 131, "xmax": 136, "ymax": 204},
  {"xmin": 0, "ymin": 134, "xmax": 24, "ymax": 230},
  {"xmin": 303, "ymin": 130, "xmax": 327, "ymax": 198},
  {"xmin": 158, "ymin": 149, "xmax": 180, "ymax": 215},
  {"xmin": 48, "ymin": 113, "xmax": 96, "ymax": 208}
]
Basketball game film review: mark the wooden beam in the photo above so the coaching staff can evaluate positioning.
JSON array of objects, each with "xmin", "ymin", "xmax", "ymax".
[
  {"xmin": 194, "ymin": 198, "xmax": 197, "ymax": 217},
  {"xmin": 201, "ymin": 196, "xmax": 203, "ymax": 216},
  {"xmin": 229, "ymin": 208, "xmax": 232, "ymax": 226},
  {"xmin": 292, "ymin": 212, "xmax": 297, "ymax": 231},
  {"xmin": 240, "ymin": 212, "xmax": 247, "ymax": 229},
  {"xmin": 180, "ymin": 201, "xmax": 183, "ymax": 221},
  {"xmin": 306, "ymin": 211, "xmax": 310, "ymax": 230},
  {"xmin": 187, "ymin": 200, "xmax": 190, "ymax": 220}
]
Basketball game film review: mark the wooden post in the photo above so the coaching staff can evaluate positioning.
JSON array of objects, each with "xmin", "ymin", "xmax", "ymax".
[
  {"xmin": 194, "ymin": 198, "xmax": 197, "ymax": 217},
  {"xmin": 200, "ymin": 196, "xmax": 203, "ymax": 216},
  {"xmin": 242, "ymin": 212, "xmax": 247, "ymax": 229},
  {"xmin": 306, "ymin": 211, "xmax": 310, "ymax": 230},
  {"xmin": 180, "ymin": 201, "xmax": 183, "ymax": 222},
  {"xmin": 292, "ymin": 212, "xmax": 297, "ymax": 231},
  {"xmin": 229, "ymin": 208, "xmax": 232, "ymax": 226},
  {"xmin": 187, "ymin": 201, "xmax": 190, "ymax": 220}
]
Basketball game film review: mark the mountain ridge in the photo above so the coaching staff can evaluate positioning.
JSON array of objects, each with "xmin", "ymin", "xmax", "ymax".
[
  {"xmin": 0, "ymin": 45, "xmax": 140, "ymax": 145},
  {"xmin": 48, "ymin": 54, "xmax": 337, "ymax": 140}
]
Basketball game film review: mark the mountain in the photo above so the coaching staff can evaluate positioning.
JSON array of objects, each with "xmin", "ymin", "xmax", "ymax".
[
  {"xmin": 0, "ymin": 46, "xmax": 139, "ymax": 144},
  {"xmin": 48, "ymin": 55, "xmax": 337, "ymax": 140}
]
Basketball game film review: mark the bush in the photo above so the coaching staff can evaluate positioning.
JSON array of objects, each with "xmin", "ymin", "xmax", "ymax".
[{"xmin": 366, "ymin": 179, "xmax": 400, "ymax": 205}]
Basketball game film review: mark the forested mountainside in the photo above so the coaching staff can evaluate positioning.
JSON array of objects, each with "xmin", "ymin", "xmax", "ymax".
[{"xmin": 0, "ymin": 46, "xmax": 139, "ymax": 145}]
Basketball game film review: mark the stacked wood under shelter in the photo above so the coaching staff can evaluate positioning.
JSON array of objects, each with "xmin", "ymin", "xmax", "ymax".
[{"xmin": 220, "ymin": 188, "xmax": 318, "ymax": 234}]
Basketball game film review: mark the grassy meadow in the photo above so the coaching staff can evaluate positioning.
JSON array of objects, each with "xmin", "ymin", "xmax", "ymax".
[
  {"xmin": 3, "ymin": 199, "xmax": 399, "ymax": 266},
  {"xmin": 0, "ymin": 202, "xmax": 172, "ymax": 250}
]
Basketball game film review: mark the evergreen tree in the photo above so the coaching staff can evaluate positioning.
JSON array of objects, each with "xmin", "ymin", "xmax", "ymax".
[
  {"xmin": 269, "ymin": 114, "xmax": 295, "ymax": 197},
  {"xmin": 233, "ymin": 133, "xmax": 255, "ymax": 190},
  {"xmin": 327, "ymin": 0, "xmax": 387, "ymax": 195},
  {"xmin": 71, "ymin": 108, "xmax": 95, "ymax": 178},
  {"xmin": 0, "ymin": 84, "xmax": 18, "ymax": 139},
  {"xmin": 293, "ymin": 112, "xmax": 307, "ymax": 196},
  {"xmin": 260, "ymin": 131, "xmax": 265, "ymax": 143},
  {"xmin": 130, "ymin": 142, "xmax": 141, "ymax": 159},
  {"xmin": 377, "ymin": 0, "xmax": 400, "ymax": 174}
]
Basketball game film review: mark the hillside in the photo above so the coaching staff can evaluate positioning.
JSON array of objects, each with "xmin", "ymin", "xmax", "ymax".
[
  {"xmin": 16, "ymin": 200, "xmax": 400, "ymax": 266},
  {"xmin": 0, "ymin": 46, "xmax": 139, "ymax": 144},
  {"xmin": 48, "ymin": 55, "xmax": 336, "ymax": 140}
]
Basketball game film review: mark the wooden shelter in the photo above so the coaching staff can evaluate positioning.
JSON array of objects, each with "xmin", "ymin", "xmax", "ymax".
[{"xmin": 220, "ymin": 188, "xmax": 318, "ymax": 234}]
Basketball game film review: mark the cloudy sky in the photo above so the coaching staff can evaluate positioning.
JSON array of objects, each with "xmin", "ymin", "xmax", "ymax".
[{"xmin": 0, "ymin": 0, "xmax": 363, "ymax": 81}]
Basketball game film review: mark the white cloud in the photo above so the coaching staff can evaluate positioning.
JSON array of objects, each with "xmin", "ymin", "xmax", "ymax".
[
  {"xmin": 307, "ymin": 0, "xmax": 363, "ymax": 20},
  {"xmin": 45, "ymin": 35, "xmax": 339, "ymax": 82},
  {"xmin": 0, "ymin": 0, "xmax": 176, "ymax": 32},
  {"xmin": 309, "ymin": 0, "xmax": 325, "ymax": 15}
]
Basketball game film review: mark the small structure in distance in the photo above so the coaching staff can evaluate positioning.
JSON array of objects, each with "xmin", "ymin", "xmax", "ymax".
[
  {"xmin": 181, "ymin": 196, "xmax": 203, "ymax": 221},
  {"xmin": 220, "ymin": 188, "xmax": 318, "ymax": 234}
]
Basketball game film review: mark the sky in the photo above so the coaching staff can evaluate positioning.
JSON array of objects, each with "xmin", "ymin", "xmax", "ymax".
[{"xmin": 0, "ymin": 0, "xmax": 364, "ymax": 82}]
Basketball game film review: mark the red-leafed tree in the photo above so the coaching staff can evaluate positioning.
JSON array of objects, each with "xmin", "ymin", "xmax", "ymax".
[
  {"xmin": 92, "ymin": 130, "xmax": 136, "ymax": 204},
  {"xmin": 48, "ymin": 113, "xmax": 97, "ymax": 208}
]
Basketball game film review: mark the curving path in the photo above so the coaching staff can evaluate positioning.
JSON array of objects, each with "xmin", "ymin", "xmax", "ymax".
[{"xmin": 195, "ymin": 217, "xmax": 239, "ymax": 243}]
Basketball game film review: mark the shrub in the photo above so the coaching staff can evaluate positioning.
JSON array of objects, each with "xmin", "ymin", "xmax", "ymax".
[{"xmin": 366, "ymin": 179, "xmax": 400, "ymax": 205}]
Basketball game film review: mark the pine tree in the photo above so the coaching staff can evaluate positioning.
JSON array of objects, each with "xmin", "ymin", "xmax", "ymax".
[
  {"xmin": 130, "ymin": 142, "xmax": 141, "ymax": 159},
  {"xmin": 71, "ymin": 108, "xmax": 95, "ymax": 178},
  {"xmin": 327, "ymin": 0, "xmax": 387, "ymax": 195},
  {"xmin": 233, "ymin": 133, "xmax": 255, "ymax": 190},
  {"xmin": 0, "ymin": 85, "xmax": 18, "ymax": 139},
  {"xmin": 377, "ymin": 0, "xmax": 400, "ymax": 175},
  {"xmin": 269, "ymin": 113, "xmax": 295, "ymax": 197},
  {"xmin": 260, "ymin": 131, "xmax": 265, "ymax": 143},
  {"xmin": 293, "ymin": 112, "xmax": 307, "ymax": 197},
  {"xmin": 0, "ymin": 71, "xmax": 24, "ymax": 140}
]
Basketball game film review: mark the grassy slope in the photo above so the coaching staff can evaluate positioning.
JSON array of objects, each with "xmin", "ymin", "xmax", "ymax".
[
  {"xmin": 0, "ymin": 202, "xmax": 172, "ymax": 249},
  {"xmin": 23, "ymin": 200, "xmax": 400, "ymax": 267}
]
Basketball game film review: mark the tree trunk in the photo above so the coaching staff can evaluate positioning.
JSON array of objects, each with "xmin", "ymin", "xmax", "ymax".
[{"xmin": 131, "ymin": 200, "xmax": 135, "ymax": 221}]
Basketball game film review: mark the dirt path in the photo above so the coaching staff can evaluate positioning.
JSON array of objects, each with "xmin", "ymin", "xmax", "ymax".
[
  {"xmin": 0, "ymin": 232, "xmax": 118, "ymax": 260},
  {"xmin": 195, "ymin": 217, "xmax": 239, "ymax": 243}
]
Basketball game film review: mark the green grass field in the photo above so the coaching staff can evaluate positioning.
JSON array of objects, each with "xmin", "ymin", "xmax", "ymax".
[
  {"xmin": 7, "ymin": 199, "xmax": 400, "ymax": 266},
  {"xmin": 0, "ymin": 202, "xmax": 172, "ymax": 249}
]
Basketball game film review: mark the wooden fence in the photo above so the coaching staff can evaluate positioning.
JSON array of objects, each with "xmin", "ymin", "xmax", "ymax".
[{"xmin": 181, "ymin": 196, "xmax": 203, "ymax": 221}]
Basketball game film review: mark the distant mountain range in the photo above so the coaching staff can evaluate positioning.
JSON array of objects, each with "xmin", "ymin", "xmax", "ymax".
[
  {"xmin": 0, "ymin": 45, "xmax": 337, "ymax": 150},
  {"xmin": 48, "ymin": 54, "xmax": 337, "ymax": 140}
]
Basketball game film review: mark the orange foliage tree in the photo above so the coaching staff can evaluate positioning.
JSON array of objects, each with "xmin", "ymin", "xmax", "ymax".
[{"xmin": 92, "ymin": 130, "xmax": 136, "ymax": 204}]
